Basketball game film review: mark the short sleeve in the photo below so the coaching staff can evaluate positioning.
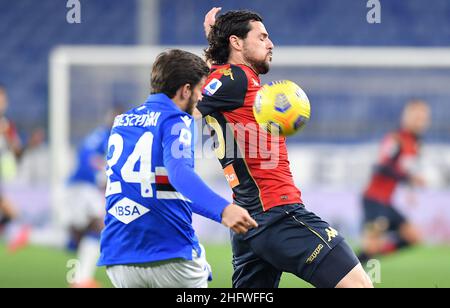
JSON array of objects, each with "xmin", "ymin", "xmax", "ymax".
[{"xmin": 161, "ymin": 114, "xmax": 194, "ymax": 165}]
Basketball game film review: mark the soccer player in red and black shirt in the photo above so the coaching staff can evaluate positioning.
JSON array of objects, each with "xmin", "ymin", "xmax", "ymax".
[
  {"xmin": 359, "ymin": 100, "xmax": 430, "ymax": 263},
  {"xmin": 196, "ymin": 8, "xmax": 372, "ymax": 288},
  {"xmin": 0, "ymin": 85, "xmax": 22, "ymax": 233}
]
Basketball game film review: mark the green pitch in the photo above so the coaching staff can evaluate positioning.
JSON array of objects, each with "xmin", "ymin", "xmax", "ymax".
[{"xmin": 1, "ymin": 242, "xmax": 449, "ymax": 288}]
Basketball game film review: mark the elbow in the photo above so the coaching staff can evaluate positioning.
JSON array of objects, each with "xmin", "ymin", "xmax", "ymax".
[{"xmin": 166, "ymin": 161, "xmax": 186, "ymax": 191}]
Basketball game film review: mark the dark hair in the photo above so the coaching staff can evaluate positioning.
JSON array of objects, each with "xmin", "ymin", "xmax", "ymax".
[
  {"xmin": 151, "ymin": 49, "xmax": 209, "ymax": 98},
  {"xmin": 204, "ymin": 10, "xmax": 263, "ymax": 65}
]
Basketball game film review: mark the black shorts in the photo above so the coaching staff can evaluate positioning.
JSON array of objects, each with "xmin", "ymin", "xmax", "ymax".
[
  {"xmin": 363, "ymin": 197, "xmax": 406, "ymax": 232},
  {"xmin": 231, "ymin": 204, "xmax": 359, "ymax": 288},
  {"xmin": 0, "ymin": 212, "xmax": 10, "ymax": 226}
]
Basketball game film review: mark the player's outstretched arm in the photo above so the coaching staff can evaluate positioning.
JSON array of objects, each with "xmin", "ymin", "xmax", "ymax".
[
  {"xmin": 165, "ymin": 157, "xmax": 257, "ymax": 234},
  {"xmin": 162, "ymin": 115, "xmax": 257, "ymax": 234}
]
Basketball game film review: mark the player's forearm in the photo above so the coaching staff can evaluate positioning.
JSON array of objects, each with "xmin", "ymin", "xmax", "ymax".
[
  {"xmin": 376, "ymin": 164, "xmax": 411, "ymax": 182},
  {"xmin": 165, "ymin": 159, "xmax": 229, "ymax": 222}
]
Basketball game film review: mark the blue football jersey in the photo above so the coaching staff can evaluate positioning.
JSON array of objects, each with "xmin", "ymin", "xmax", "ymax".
[
  {"xmin": 98, "ymin": 93, "xmax": 228, "ymax": 266},
  {"xmin": 69, "ymin": 126, "xmax": 110, "ymax": 185}
]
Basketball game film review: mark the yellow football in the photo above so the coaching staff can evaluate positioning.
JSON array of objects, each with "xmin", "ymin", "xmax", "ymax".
[{"xmin": 253, "ymin": 80, "xmax": 311, "ymax": 136}]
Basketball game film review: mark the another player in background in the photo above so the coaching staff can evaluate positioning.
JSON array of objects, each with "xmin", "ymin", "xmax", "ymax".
[
  {"xmin": 60, "ymin": 108, "xmax": 121, "ymax": 287},
  {"xmin": 98, "ymin": 49, "xmax": 257, "ymax": 288},
  {"xmin": 0, "ymin": 84, "xmax": 26, "ymax": 234},
  {"xmin": 198, "ymin": 8, "xmax": 372, "ymax": 288},
  {"xmin": 358, "ymin": 100, "xmax": 431, "ymax": 263},
  {"xmin": 9, "ymin": 107, "xmax": 122, "ymax": 288}
]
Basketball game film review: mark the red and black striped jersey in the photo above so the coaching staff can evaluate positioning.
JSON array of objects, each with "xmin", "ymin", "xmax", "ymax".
[
  {"xmin": 197, "ymin": 64, "xmax": 302, "ymax": 215},
  {"xmin": 364, "ymin": 130, "xmax": 420, "ymax": 205}
]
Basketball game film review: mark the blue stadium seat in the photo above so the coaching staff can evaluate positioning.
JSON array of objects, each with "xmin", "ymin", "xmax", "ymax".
[{"xmin": 1, "ymin": 0, "xmax": 449, "ymax": 142}]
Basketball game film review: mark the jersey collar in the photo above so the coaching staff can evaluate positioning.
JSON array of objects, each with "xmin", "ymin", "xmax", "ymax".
[{"xmin": 145, "ymin": 93, "xmax": 180, "ymax": 111}]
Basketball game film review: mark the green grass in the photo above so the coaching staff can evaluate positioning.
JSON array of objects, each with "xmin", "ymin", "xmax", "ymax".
[
  {"xmin": 0, "ymin": 242, "xmax": 113, "ymax": 288},
  {"xmin": 1, "ymin": 242, "xmax": 450, "ymax": 288}
]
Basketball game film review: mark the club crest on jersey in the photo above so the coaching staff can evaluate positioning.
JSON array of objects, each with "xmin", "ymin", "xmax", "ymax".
[
  {"xmin": 108, "ymin": 197, "xmax": 150, "ymax": 224},
  {"xmin": 217, "ymin": 68, "xmax": 234, "ymax": 80},
  {"xmin": 203, "ymin": 78, "xmax": 222, "ymax": 96}
]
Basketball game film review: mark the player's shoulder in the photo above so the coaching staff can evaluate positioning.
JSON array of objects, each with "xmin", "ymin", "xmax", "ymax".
[
  {"xmin": 146, "ymin": 103, "xmax": 193, "ymax": 132},
  {"xmin": 210, "ymin": 63, "xmax": 247, "ymax": 77},
  {"xmin": 110, "ymin": 100, "xmax": 178, "ymax": 133},
  {"xmin": 92, "ymin": 125, "xmax": 110, "ymax": 138},
  {"xmin": 163, "ymin": 112, "xmax": 193, "ymax": 129},
  {"xmin": 203, "ymin": 64, "xmax": 250, "ymax": 98},
  {"xmin": 85, "ymin": 125, "xmax": 107, "ymax": 138},
  {"xmin": 209, "ymin": 64, "xmax": 248, "ymax": 84},
  {"xmin": 233, "ymin": 64, "xmax": 259, "ymax": 80},
  {"xmin": 83, "ymin": 126, "xmax": 110, "ymax": 149},
  {"xmin": 135, "ymin": 97, "xmax": 184, "ymax": 117}
]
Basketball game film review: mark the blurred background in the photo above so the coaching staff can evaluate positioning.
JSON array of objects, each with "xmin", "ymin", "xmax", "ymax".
[{"xmin": 0, "ymin": 0, "xmax": 450, "ymax": 288}]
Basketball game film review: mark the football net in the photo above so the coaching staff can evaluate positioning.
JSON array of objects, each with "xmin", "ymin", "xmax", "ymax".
[{"xmin": 49, "ymin": 46, "xmax": 450, "ymax": 241}]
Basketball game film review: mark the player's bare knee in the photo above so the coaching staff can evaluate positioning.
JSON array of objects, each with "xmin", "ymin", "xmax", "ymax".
[
  {"xmin": 405, "ymin": 231, "xmax": 421, "ymax": 245},
  {"xmin": 409, "ymin": 234, "xmax": 421, "ymax": 245}
]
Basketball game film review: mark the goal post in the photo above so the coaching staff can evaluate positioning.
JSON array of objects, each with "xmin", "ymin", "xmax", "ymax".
[
  {"xmin": 49, "ymin": 46, "xmax": 206, "ymax": 219},
  {"xmin": 49, "ymin": 46, "xmax": 450, "ymax": 230}
]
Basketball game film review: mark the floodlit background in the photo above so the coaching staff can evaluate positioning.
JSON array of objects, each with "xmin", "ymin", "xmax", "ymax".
[{"xmin": 0, "ymin": 0, "xmax": 450, "ymax": 288}]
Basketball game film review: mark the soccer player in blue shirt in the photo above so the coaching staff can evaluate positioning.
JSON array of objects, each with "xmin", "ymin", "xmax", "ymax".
[
  {"xmin": 8, "ymin": 109, "xmax": 120, "ymax": 288},
  {"xmin": 98, "ymin": 49, "xmax": 257, "ymax": 288}
]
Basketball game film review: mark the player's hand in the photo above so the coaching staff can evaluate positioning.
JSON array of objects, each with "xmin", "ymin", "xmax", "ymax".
[
  {"xmin": 221, "ymin": 203, "xmax": 258, "ymax": 234},
  {"xmin": 204, "ymin": 7, "xmax": 221, "ymax": 38},
  {"xmin": 411, "ymin": 175, "xmax": 426, "ymax": 187}
]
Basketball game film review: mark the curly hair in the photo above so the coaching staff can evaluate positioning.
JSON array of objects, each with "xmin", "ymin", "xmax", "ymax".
[{"xmin": 204, "ymin": 10, "xmax": 263, "ymax": 65}]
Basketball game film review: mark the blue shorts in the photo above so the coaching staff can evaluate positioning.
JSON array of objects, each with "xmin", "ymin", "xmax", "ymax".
[
  {"xmin": 363, "ymin": 197, "xmax": 406, "ymax": 232},
  {"xmin": 231, "ymin": 204, "xmax": 359, "ymax": 288}
]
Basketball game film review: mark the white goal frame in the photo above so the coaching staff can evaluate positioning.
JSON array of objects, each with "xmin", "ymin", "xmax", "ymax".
[{"xmin": 49, "ymin": 46, "xmax": 450, "ymax": 213}]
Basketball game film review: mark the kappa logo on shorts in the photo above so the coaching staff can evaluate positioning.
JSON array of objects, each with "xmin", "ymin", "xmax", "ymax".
[
  {"xmin": 108, "ymin": 197, "xmax": 150, "ymax": 224},
  {"xmin": 325, "ymin": 227, "xmax": 338, "ymax": 242}
]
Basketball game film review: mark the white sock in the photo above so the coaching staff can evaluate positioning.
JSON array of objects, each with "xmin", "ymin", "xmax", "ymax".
[
  {"xmin": 30, "ymin": 227, "xmax": 69, "ymax": 248},
  {"xmin": 74, "ymin": 236, "xmax": 100, "ymax": 283}
]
